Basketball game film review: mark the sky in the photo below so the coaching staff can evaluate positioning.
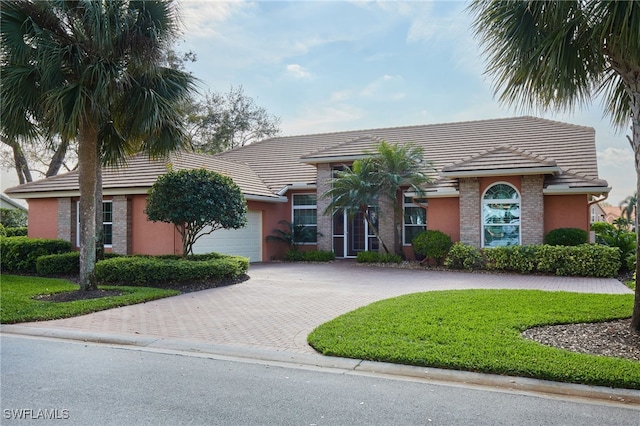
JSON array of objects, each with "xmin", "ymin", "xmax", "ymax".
[{"xmin": 1, "ymin": 0, "xmax": 635, "ymax": 205}]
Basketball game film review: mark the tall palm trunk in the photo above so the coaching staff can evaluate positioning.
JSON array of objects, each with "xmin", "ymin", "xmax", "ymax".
[
  {"xmin": 631, "ymin": 91, "xmax": 640, "ymax": 332},
  {"xmin": 78, "ymin": 118, "xmax": 99, "ymax": 291},
  {"xmin": 362, "ymin": 206, "xmax": 391, "ymax": 254}
]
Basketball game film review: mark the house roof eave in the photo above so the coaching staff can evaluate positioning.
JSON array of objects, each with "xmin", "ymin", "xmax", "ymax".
[
  {"xmin": 543, "ymin": 186, "xmax": 611, "ymax": 195},
  {"xmin": 440, "ymin": 166, "xmax": 562, "ymax": 178}
]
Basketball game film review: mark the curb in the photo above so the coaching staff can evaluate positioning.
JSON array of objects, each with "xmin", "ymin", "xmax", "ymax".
[{"xmin": 2, "ymin": 324, "xmax": 639, "ymax": 407}]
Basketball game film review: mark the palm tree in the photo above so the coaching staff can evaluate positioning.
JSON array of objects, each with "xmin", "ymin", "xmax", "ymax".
[
  {"xmin": 1, "ymin": 1, "xmax": 196, "ymax": 290},
  {"xmin": 323, "ymin": 158, "xmax": 392, "ymax": 253},
  {"xmin": 372, "ymin": 141, "xmax": 432, "ymax": 255},
  {"xmin": 620, "ymin": 192, "xmax": 638, "ymax": 231},
  {"xmin": 469, "ymin": 0, "xmax": 640, "ymax": 331}
]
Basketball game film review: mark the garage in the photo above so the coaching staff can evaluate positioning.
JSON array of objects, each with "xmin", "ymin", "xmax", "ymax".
[{"xmin": 192, "ymin": 210, "xmax": 262, "ymax": 262}]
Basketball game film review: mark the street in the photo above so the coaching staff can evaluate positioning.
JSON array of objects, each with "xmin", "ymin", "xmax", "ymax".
[{"xmin": 1, "ymin": 334, "xmax": 638, "ymax": 425}]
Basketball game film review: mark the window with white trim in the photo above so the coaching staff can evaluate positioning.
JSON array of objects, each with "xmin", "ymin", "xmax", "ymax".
[
  {"xmin": 76, "ymin": 201, "xmax": 113, "ymax": 247},
  {"xmin": 403, "ymin": 195, "xmax": 426, "ymax": 245},
  {"xmin": 292, "ymin": 194, "xmax": 317, "ymax": 243},
  {"xmin": 482, "ymin": 183, "xmax": 520, "ymax": 247}
]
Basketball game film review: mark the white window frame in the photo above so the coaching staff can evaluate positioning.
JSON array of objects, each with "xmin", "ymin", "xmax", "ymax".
[
  {"xmin": 402, "ymin": 194, "xmax": 427, "ymax": 245},
  {"xmin": 481, "ymin": 182, "xmax": 521, "ymax": 248},
  {"xmin": 292, "ymin": 193, "xmax": 318, "ymax": 244},
  {"xmin": 76, "ymin": 200, "xmax": 113, "ymax": 248}
]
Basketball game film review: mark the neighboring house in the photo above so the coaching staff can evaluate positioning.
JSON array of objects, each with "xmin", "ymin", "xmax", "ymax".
[
  {"xmin": 1, "ymin": 193, "xmax": 28, "ymax": 212},
  {"xmin": 591, "ymin": 203, "xmax": 607, "ymax": 224},
  {"xmin": 5, "ymin": 116, "xmax": 610, "ymax": 262}
]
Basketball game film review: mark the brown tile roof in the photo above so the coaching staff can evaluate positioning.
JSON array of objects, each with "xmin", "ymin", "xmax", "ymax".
[
  {"xmin": 6, "ymin": 151, "xmax": 280, "ymax": 201},
  {"xmin": 6, "ymin": 116, "xmax": 609, "ymax": 199},
  {"xmin": 441, "ymin": 145, "xmax": 559, "ymax": 175},
  {"xmin": 220, "ymin": 116, "xmax": 607, "ymax": 193}
]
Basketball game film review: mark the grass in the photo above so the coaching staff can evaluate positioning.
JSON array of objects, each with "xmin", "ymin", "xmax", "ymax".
[
  {"xmin": 308, "ymin": 289, "xmax": 640, "ymax": 389},
  {"xmin": 1, "ymin": 275, "xmax": 179, "ymax": 324}
]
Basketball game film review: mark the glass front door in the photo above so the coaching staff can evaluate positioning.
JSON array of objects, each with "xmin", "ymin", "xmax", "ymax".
[{"xmin": 333, "ymin": 209, "xmax": 378, "ymax": 257}]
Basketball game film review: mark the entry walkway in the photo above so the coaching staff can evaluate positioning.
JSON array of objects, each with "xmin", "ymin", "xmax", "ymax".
[{"xmin": 6, "ymin": 262, "xmax": 631, "ymax": 354}]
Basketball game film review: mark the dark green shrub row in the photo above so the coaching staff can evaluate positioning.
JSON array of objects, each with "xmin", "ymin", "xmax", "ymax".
[
  {"xmin": 356, "ymin": 251, "xmax": 402, "ymax": 264},
  {"xmin": 284, "ymin": 250, "xmax": 335, "ymax": 262},
  {"xmin": 0, "ymin": 225, "xmax": 27, "ymax": 237},
  {"xmin": 35, "ymin": 252, "xmax": 121, "ymax": 276},
  {"xmin": 1, "ymin": 237, "xmax": 72, "ymax": 273},
  {"xmin": 483, "ymin": 244, "xmax": 620, "ymax": 278},
  {"xmin": 544, "ymin": 227, "xmax": 588, "ymax": 246},
  {"xmin": 95, "ymin": 255, "xmax": 249, "ymax": 286},
  {"xmin": 444, "ymin": 242, "xmax": 483, "ymax": 270}
]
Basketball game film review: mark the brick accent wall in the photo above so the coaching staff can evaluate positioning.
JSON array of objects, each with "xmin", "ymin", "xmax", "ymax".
[
  {"xmin": 316, "ymin": 163, "xmax": 333, "ymax": 252},
  {"xmin": 112, "ymin": 195, "xmax": 129, "ymax": 255},
  {"xmin": 377, "ymin": 194, "xmax": 396, "ymax": 253},
  {"xmin": 521, "ymin": 175, "xmax": 544, "ymax": 245},
  {"xmin": 459, "ymin": 178, "xmax": 481, "ymax": 248},
  {"xmin": 57, "ymin": 197, "xmax": 72, "ymax": 242}
]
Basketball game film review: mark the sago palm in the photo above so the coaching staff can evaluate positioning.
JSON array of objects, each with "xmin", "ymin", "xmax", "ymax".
[
  {"xmin": 469, "ymin": 0, "xmax": 640, "ymax": 331},
  {"xmin": 1, "ymin": 0, "xmax": 196, "ymax": 290}
]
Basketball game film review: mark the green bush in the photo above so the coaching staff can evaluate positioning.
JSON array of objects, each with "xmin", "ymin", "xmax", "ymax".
[
  {"xmin": 0, "ymin": 224, "xmax": 5, "ymax": 237},
  {"xmin": 0, "ymin": 237, "xmax": 73, "ymax": 273},
  {"xmin": 35, "ymin": 251, "xmax": 121, "ymax": 276},
  {"xmin": 627, "ymin": 252, "xmax": 636, "ymax": 272},
  {"xmin": 302, "ymin": 250, "xmax": 336, "ymax": 262},
  {"xmin": 4, "ymin": 227, "xmax": 28, "ymax": 237},
  {"xmin": 95, "ymin": 254, "xmax": 249, "ymax": 286},
  {"xmin": 483, "ymin": 244, "xmax": 620, "ymax": 278},
  {"xmin": 0, "ymin": 207, "xmax": 27, "ymax": 228},
  {"xmin": 356, "ymin": 251, "xmax": 402, "ymax": 264},
  {"xmin": 544, "ymin": 228, "xmax": 588, "ymax": 246},
  {"xmin": 444, "ymin": 242, "xmax": 484, "ymax": 270},
  {"xmin": 591, "ymin": 222, "xmax": 636, "ymax": 273},
  {"xmin": 284, "ymin": 250, "xmax": 306, "ymax": 261},
  {"xmin": 411, "ymin": 230, "xmax": 452, "ymax": 266}
]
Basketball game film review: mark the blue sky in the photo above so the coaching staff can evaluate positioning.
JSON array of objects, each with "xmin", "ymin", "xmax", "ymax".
[
  {"xmin": 176, "ymin": 0, "xmax": 634, "ymax": 205},
  {"xmin": 0, "ymin": 0, "xmax": 634, "ymax": 206}
]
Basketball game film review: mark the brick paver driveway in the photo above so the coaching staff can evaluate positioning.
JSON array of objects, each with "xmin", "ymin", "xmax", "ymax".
[{"xmin": 13, "ymin": 261, "xmax": 631, "ymax": 354}]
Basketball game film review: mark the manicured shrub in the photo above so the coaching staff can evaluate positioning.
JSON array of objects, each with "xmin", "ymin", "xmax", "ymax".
[
  {"xmin": 95, "ymin": 254, "xmax": 249, "ymax": 286},
  {"xmin": 36, "ymin": 252, "xmax": 121, "ymax": 276},
  {"xmin": 302, "ymin": 250, "xmax": 336, "ymax": 262},
  {"xmin": 627, "ymin": 252, "xmax": 636, "ymax": 272},
  {"xmin": 411, "ymin": 230, "xmax": 452, "ymax": 266},
  {"xmin": 0, "ymin": 237, "xmax": 73, "ymax": 273},
  {"xmin": 4, "ymin": 227, "xmax": 28, "ymax": 237},
  {"xmin": 356, "ymin": 251, "xmax": 402, "ymax": 264},
  {"xmin": 284, "ymin": 250, "xmax": 306, "ymax": 261},
  {"xmin": 444, "ymin": 242, "xmax": 483, "ymax": 270},
  {"xmin": 544, "ymin": 227, "xmax": 588, "ymax": 246},
  {"xmin": 0, "ymin": 224, "xmax": 5, "ymax": 237},
  {"xmin": 484, "ymin": 244, "xmax": 620, "ymax": 278},
  {"xmin": 0, "ymin": 207, "xmax": 27, "ymax": 227}
]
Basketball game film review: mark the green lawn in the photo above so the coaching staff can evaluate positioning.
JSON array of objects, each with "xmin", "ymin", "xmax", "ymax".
[
  {"xmin": 1, "ymin": 275, "xmax": 179, "ymax": 324},
  {"xmin": 308, "ymin": 290, "xmax": 640, "ymax": 389}
]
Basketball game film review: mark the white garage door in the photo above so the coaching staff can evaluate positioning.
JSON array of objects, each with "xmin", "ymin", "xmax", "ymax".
[{"xmin": 192, "ymin": 210, "xmax": 262, "ymax": 262}]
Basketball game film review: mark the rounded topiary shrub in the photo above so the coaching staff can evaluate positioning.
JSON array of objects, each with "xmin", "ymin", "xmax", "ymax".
[
  {"xmin": 412, "ymin": 230, "xmax": 453, "ymax": 266},
  {"xmin": 544, "ymin": 228, "xmax": 588, "ymax": 246},
  {"xmin": 444, "ymin": 242, "xmax": 483, "ymax": 270}
]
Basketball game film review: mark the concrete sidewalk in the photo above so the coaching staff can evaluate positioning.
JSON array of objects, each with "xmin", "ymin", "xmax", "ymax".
[{"xmin": 3, "ymin": 261, "xmax": 638, "ymax": 405}]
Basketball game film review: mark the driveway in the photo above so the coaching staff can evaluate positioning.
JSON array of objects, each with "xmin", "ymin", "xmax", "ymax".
[{"xmin": 8, "ymin": 261, "xmax": 631, "ymax": 354}]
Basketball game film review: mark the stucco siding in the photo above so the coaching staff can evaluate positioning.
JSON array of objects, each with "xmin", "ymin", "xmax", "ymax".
[
  {"xmin": 544, "ymin": 194, "xmax": 589, "ymax": 236},
  {"xmin": 27, "ymin": 199, "xmax": 58, "ymax": 239}
]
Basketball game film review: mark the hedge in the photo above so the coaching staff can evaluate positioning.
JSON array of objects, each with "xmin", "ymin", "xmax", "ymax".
[
  {"xmin": 544, "ymin": 227, "xmax": 588, "ymax": 246},
  {"xmin": 411, "ymin": 230, "xmax": 452, "ymax": 265},
  {"xmin": 95, "ymin": 255, "xmax": 249, "ymax": 286},
  {"xmin": 36, "ymin": 252, "xmax": 121, "ymax": 276},
  {"xmin": 284, "ymin": 250, "xmax": 336, "ymax": 262},
  {"xmin": 483, "ymin": 244, "xmax": 620, "ymax": 278},
  {"xmin": 4, "ymin": 227, "xmax": 28, "ymax": 237},
  {"xmin": 444, "ymin": 242, "xmax": 483, "ymax": 270},
  {"xmin": 0, "ymin": 237, "xmax": 73, "ymax": 273},
  {"xmin": 356, "ymin": 251, "xmax": 402, "ymax": 264}
]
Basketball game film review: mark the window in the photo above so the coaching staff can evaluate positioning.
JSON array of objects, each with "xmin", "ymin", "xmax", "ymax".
[
  {"xmin": 292, "ymin": 194, "xmax": 317, "ymax": 243},
  {"xmin": 482, "ymin": 183, "xmax": 520, "ymax": 247},
  {"xmin": 403, "ymin": 195, "xmax": 426, "ymax": 245},
  {"xmin": 76, "ymin": 201, "xmax": 113, "ymax": 247}
]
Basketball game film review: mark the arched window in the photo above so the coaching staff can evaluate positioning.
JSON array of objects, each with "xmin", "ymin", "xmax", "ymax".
[{"xmin": 482, "ymin": 183, "xmax": 520, "ymax": 247}]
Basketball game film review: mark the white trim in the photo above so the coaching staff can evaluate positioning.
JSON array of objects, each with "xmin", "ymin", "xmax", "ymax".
[
  {"xmin": 543, "ymin": 186, "xmax": 611, "ymax": 195},
  {"xmin": 300, "ymin": 154, "xmax": 370, "ymax": 164},
  {"xmin": 292, "ymin": 193, "xmax": 318, "ymax": 244},
  {"xmin": 441, "ymin": 166, "xmax": 561, "ymax": 178}
]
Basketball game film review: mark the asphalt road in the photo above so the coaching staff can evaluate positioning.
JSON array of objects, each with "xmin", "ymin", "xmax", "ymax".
[{"xmin": 2, "ymin": 334, "xmax": 638, "ymax": 425}]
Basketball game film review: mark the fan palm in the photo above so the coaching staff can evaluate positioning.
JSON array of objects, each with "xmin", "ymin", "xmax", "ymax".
[
  {"xmin": 469, "ymin": 0, "xmax": 640, "ymax": 330},
  {"xmin": 372, "ymin": 141, "xmax": 432, "ymax": 255},
  {"xmin": 323, "ymin": 159, "xmax": 392, "ymax": 253},
  {"xmin": 620, "ymin": 192, "xmax": 638, "ymax": 230},
  {"xmin": 1, "ymin": 0, "xmax": 196, "ymax": 290}
]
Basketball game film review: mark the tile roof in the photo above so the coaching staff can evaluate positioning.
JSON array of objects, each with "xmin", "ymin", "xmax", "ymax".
[
  {"xmin": 6, "ymin": 151, "xmax": 280, "ymax": 201},
  {"xmin": 6, "ymin": 116, "xmax": 609, "ymax": 199}
]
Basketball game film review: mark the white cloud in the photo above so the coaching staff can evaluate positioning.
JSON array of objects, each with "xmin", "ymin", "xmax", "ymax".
[
  {"xmin": 330, "ymin": 90, "xmax": 352, "ymax": 102},
  {"xmin": 282, "ymin": 104, "xmax": 364, "ymax": 135},
  {"xmin": 177, "ymin": 0, "xmax": 252, "ymax": 39},
  {"xmin": 360, "ymin": 74, "xmax": 404, "ymax": 99},
  {"xmin": 597, "ymin": 147, "xmax": 634, "ymax": 167},
  {"xmin": 286, "ymin": 64, "xmax": 312, "ymax": 79}
]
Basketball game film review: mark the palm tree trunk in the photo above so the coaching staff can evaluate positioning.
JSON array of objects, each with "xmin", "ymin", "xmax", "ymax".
[
  {"xmin": 630, "ymin": 90, "xmax": 640, "ymax": 333},
  {"xmin": 363, "ymin": 207, "xmax": 391, "ymax": 254},
  {"xmin": 78, "ymin": 118, "xmax": 99, "ymax": 291}
]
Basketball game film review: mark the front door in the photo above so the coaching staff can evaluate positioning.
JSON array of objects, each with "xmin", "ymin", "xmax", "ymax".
[{"xmin": 332, "ymin": 209, "xmax": 379, "ymax": 258}]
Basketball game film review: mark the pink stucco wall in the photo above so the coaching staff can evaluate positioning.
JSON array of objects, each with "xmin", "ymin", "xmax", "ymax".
[
  {"xmin": 26, "ymin": 198, "xmax": 58, "ymax": 239},
  {"xmin": 544, "ymin": 194, "xmax": 589, "ymax": 235},
  {"xmin": 129, "ymin": 194, "xmax": 180, "ymax": 255}
]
